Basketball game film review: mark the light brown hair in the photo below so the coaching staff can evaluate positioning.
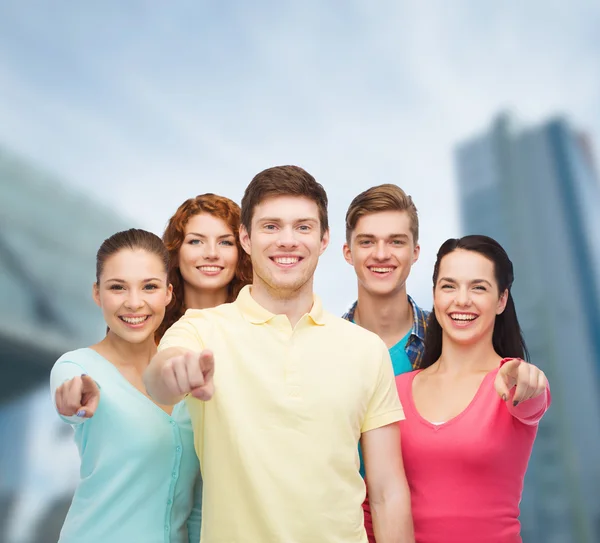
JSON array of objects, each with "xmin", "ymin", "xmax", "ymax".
[
  {"xmin": 345, "ymin": 184, "xmax": 419, "ymax": 244},
  {"xmin": 241, "ymin": 165, "xmax": 329, "ymax": 237}
]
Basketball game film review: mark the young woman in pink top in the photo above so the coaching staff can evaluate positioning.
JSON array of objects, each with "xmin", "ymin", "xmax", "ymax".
[{"xmin": 395, "ymin": 235, "xmax": 550, "ymax": 543}]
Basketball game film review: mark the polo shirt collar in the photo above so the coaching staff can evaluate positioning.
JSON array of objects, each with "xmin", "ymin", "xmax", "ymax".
[{"xmin": 236, "ymin": 285, "xmax": 326, "ymax": 326}]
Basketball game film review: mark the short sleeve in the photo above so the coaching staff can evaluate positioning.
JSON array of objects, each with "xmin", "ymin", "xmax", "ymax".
[
  {"xmin": 50, "ymin": 360, "xmax": 90, "ymax": 425},
  {"xmin": 361, "ymin": 340, "xmax": 405, "ymax": 433},
  {"xmin": 158, "ymin": 314, "xmax": 205, "ymax": 353}
]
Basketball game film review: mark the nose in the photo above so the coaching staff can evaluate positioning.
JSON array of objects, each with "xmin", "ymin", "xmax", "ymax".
[
  {"xmin": 455, "ymin": 286, "xmax": 471, "ymax": 307},
  {"xmin": 202, "ymin": 240, "xmax": 219, "ymax": 260},
  {"xmin": 374, "ymin": 240, "xmax": 391, "ymax": 261},
  {"xmin": 124, "ymin": 289, "xmax": 145, "ymax": 310},
  {"xmin": 275, "ymin": 226, "xmax": 299, "ymax": 248}
]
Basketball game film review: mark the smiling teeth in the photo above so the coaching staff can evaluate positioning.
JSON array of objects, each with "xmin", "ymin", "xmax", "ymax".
[
  {"xmin": 121, "ymin": 316, "xmax": 148, "ymax": 324},
  {"xmin": 451, "ymin": 314, "xmax": 476, "ymax": 321},
  {"xmin": 275, "ymin": 257, "xmax": 299, "ymax": 264},
  {"xmin": 198, "ymin": 266, "xmax": 222, "ymax": 272},
  {"xmin": 370, "ymin": 267, "xmax": 394, "ymax": 273}
]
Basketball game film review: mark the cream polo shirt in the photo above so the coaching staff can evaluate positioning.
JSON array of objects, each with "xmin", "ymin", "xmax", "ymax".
[{"xmin": 158, "ymin": 285, "xmax": 404, "ymax": 543}]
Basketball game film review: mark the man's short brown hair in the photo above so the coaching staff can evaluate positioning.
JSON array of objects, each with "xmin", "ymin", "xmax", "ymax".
[
  {"xmin": 345, "ymin": 184, "xmax": 419, "ymax": 244},
  {"xmin": 241, "ymin": 165, "xmax": 329, "ymax": 237}
]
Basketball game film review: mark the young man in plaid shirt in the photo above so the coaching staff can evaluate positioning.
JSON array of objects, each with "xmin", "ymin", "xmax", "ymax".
[
  {"xmin": 343, "ymin": 184, "xmax": 429, "ymax": 373},
  {"xmin": 343, "ymin": 184, "xmax": 429, "ymax": 540}
]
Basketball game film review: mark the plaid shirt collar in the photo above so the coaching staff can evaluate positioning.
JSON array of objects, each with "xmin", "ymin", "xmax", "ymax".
[
  {"xmin": 342, "ymin": 295, "xmax": 428, "ymax": 342},
  {"xmin": 343, "ymin": 295, "xmax": 429, "ymax": 369}
]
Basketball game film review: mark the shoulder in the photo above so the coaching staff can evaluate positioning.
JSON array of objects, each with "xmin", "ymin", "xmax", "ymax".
[
  {"xmin": 396, "ymin": 370, "xmax": 417, "ymax": 386},
  {"xmin": 323, "ymin": 310, "xmax": 368, "ymax": 334},
  {"xmin": 181, "ymin": 302, "xmax": 239, "ymax": 325},
  {"xmin": 160, "ymin": 303, "xmax": 240, "ymax": 349},
  {"xmin": 409, "ymin": 297, "xmax": 430, "ymax": 320},
  {"xmin": 50, "ymin": 348, "xmax": 103, "ymax": 390},
  {"xmin": 53, "ymin": 348, "xmax": 97, "ymax": 369},
  {"xmin": 321, "ymin": 311, "xmax": 388, "ymax": 350},
  {"xmin": 395, "ymin": 370, "xmax": 418, "ymax": 398},
  {"xmin": 341, "ymin": 300, "xmax": 357, "ymax": 321},
  {"xmin": 165, "ymin": 303, "xmax": 236, "ymax": 334}
]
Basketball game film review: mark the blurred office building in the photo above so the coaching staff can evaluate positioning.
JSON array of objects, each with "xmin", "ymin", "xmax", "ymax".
[
  {"xmin": 455, "ymin": 113, "xmax": 600, "ymax": 543},
  {"xmin": 0, "ymin": 148, "xmax": 128, "ymax": 543}
]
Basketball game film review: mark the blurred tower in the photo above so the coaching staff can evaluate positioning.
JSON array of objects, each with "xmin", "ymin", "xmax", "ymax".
[
  {"xmin": 0, "ymin": 147, "xmax": 130, "ymax": 542},
  {"xmin": 455, "ymin": 113, "xmax": 600, "ymax": 543}
]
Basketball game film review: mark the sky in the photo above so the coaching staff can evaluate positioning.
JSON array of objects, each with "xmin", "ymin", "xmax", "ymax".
[
  {"xmin": 1, "ymin": 0, "xmax": 599, "ymax": 315},
  {"xmin": 1, "ymin": 3, "xmax": 600, "ymax": 540}
]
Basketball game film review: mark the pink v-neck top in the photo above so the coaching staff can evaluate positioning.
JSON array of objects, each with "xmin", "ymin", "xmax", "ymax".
[{"xmin": 396, "ymin": 360, "xmax": 550, "ymax": 543}]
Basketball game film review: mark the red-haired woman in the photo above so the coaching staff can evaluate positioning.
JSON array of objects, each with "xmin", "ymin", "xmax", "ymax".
[{"xmin": 156, "ymin": 193, "xmax": 252, "ymax": 342}]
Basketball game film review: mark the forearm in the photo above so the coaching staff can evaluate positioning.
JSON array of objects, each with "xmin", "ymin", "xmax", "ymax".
[
  {"xmin": 143, "ymin": 347, "xmax": 188, "ymax": 405},
  {"xmin": 370, "ymin": 482, "xmax": 414, "ymax": 543}
]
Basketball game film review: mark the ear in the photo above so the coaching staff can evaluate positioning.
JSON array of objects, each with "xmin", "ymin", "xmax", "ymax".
[
  {"xmin": 239, "ymin": 225, "xmax": 251, "ymax": 256},
  {"xmin": 343, "ymin": 242, "xmax": 353, "ymax": 266},
  {"xmin": 319, "ymin": 229, "xmax": 330, "ymax": 255},
  {"xmin": 165, "ymin": 283, "xmax": 174, "ymax": 306},
  {"xmin": 497, "ymin": 289, "xmax": 509, "ymax": 315},
  {"xmin": 412, "ymin": 243, "xmax": 421, "ymax": 265},
  {"xmin": 92, "ymin": 282, "xmax": 101, "ymax": 308}
]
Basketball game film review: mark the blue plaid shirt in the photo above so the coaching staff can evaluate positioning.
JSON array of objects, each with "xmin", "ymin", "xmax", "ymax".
[{"xmin": 342, "ymin": 296, "xmax": 430, "ymax": 370}]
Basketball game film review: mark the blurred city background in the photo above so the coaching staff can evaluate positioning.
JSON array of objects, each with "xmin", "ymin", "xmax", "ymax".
[{"xmin": 0, "ymin": 2, "xmax": 599, "ymax": 542}]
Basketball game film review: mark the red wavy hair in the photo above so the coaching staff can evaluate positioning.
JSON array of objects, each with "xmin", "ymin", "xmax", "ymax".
[{"xmin": 155, "ymin": 193, "xmax": 252, "ymax": 342}]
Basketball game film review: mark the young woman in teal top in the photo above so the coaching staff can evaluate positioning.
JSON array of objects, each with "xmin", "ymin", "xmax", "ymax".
[{"xmin": 50, "ymin": 228, "xmax": 202, "ymax": 543}]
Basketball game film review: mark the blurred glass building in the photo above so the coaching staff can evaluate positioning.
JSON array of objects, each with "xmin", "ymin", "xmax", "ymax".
[
  {"xmin": 455, "ymin": 113, "xmax": 600, "ymax": 543},
  {"xmin": 0, "ymin": 148, "xmax": 128, "ymax": 543}
]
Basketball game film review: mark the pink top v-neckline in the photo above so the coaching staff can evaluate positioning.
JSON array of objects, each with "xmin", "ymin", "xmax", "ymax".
[
  {"xmin": 406, "ymin": 368, "xmax": 499, "ymax": 431},
  {"xmin": 391, "ymin": 365, "xmax": 549, "ymax": 543}
]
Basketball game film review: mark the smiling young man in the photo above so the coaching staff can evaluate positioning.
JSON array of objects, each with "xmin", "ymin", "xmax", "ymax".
[
  {"xmin": 343, "ymin": 184, "xmax": 429, "ymax": 373},
  {"xmin": 342, "ymin": 184, "xmax": 429, "ymax": 542},
  {"xmin": 144, "ymin": 167, "xmax": 414, "ymax": 543}
]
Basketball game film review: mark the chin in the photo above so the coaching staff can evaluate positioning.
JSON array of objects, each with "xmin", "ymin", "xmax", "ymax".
[
  {"xmin": 114, "ymin": 332, "xmax": 153, "ymax": 344},
  {"xmin": 364, "ymin": 282, "xmax": 400, "ymax": 297},
  {"xmin": 111, "ymin": 324, "xmax": 155, "ymax": 343},
  {"xmin": 196, "ymin": 280, "xmax": 230, "ymax": 291},
  {"xmin": 444, "ymin": 330, "xmax": 484, "ymax": 346}
]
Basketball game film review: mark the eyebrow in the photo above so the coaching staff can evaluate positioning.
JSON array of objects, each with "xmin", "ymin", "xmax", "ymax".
[
  {"xmin": 185, "ymin": 232, "xmax": 234, "ymax": 239},
  {"xmin": 259, "ymin": 217, "xmax": 319, "ymax": 224},
  {"xmin": 355, "ymin": 233, "xmax": 410, "ymax": 240},
  {"xmin": 105, "ymin": 278, "xmax": 163, "ymax": 283},
  {"xmin": 439, "ymin": 277, "xmax": 493, "ymax": 287}
]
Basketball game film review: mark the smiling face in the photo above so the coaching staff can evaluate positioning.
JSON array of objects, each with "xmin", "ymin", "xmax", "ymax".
[
  {"xmin": 93, "ymin": 249, "xmax": 172, "ymax": 343},
  {"xmin": 344, "ymin": 210, "xmax": 419, "ymax": 297},
  {"xmin": 433, "ymin": 249, "xmax": 508, "ymax": 347},
  {"xmin": 240, "ymin": 195, "xmax": 329, "ymax": 299},
  {"xmin": 177, "ymin": 213, "xmax": 239, "ymax": 297}
]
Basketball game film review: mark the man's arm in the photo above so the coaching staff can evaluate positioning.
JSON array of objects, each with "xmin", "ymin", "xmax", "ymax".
[
  {"xmin": 143, "ymin": 347, "xmax": 215, "ymax": 405},
  {"xmin": 362, "ymin": 422, "xmax": 414, "ymax": 543}
]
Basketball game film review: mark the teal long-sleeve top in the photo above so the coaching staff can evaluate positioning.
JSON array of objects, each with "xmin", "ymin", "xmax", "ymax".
[{"xmin": 49, "ymin": 348, "xmax": 202, "ymax": 543}]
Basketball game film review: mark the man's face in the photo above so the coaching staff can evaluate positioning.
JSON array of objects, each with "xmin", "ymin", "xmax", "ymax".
[
  {"xmin": 240, "ymin": 195, "xmax": 329, "ymax": 298},
  {"xmin": 344, "ymin": 210, "xmax": 419, "ymax": 297}
]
